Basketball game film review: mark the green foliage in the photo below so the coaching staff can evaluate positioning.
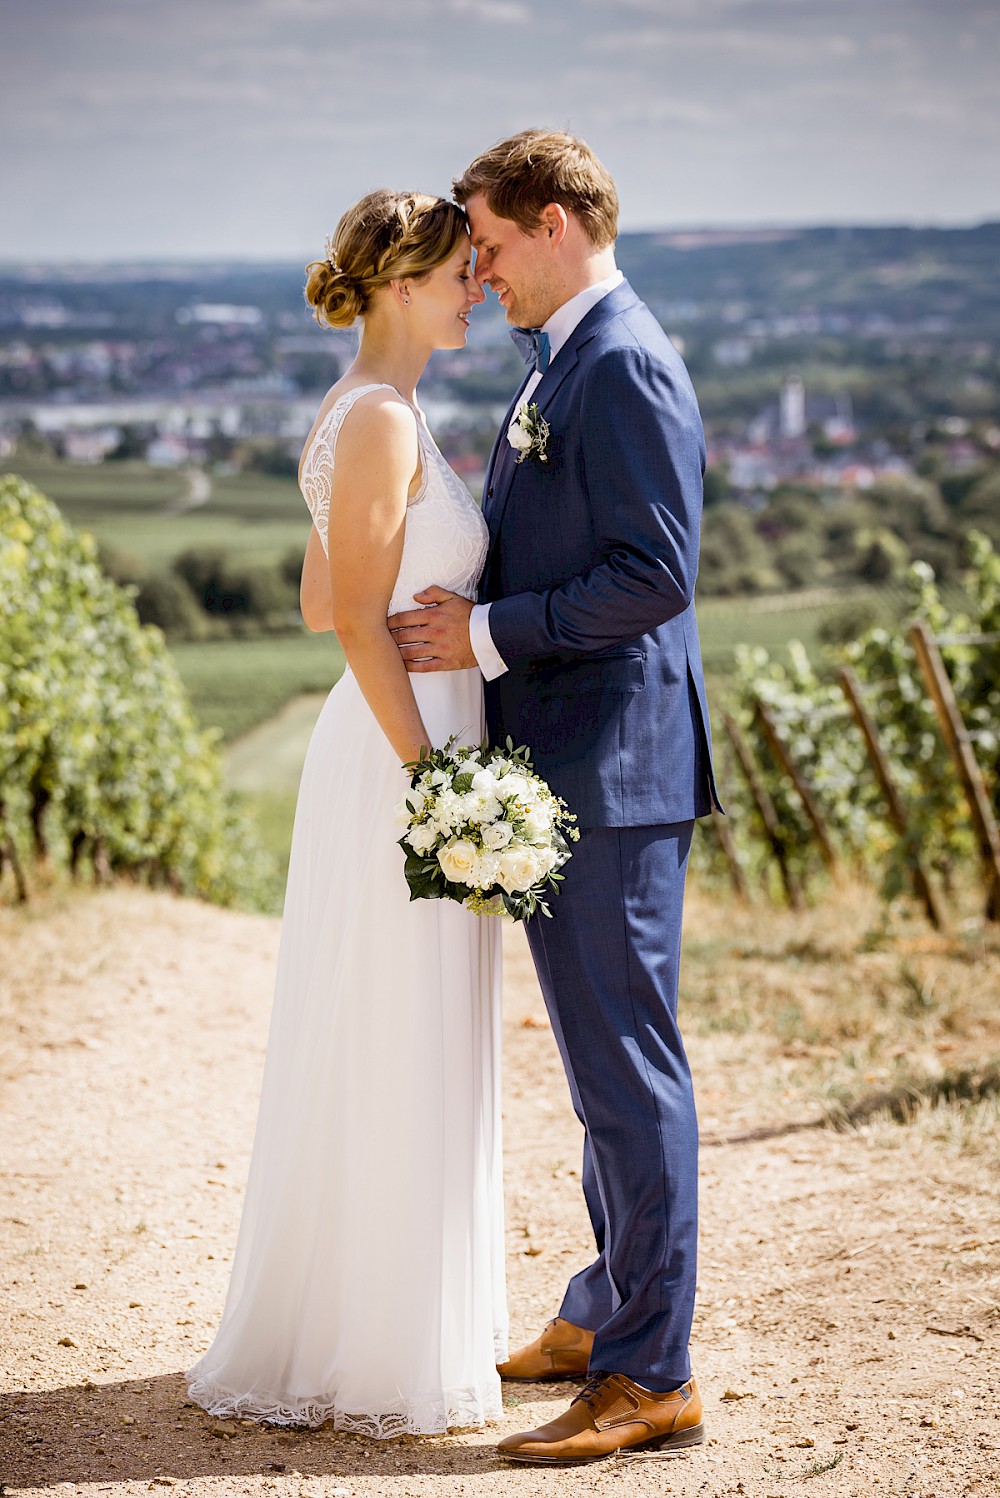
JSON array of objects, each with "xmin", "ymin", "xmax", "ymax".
[
  {"xmin": 0, "ymin": 475, "xmax": 274, "ymax": 907},
  {"xmin": 169, "ymin": 633, "xmax": 342, "ymax": 742},
  {"xmin": 699, "ymin": 535, "xmax": 1000, "ymax": 912}
]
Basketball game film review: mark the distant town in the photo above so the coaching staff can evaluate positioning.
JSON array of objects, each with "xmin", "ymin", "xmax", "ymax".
[{"xmin": 2, "ymin": 221, "xmax": 998, "ymax": 509}]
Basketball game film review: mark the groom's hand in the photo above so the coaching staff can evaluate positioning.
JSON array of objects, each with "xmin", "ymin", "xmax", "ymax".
[{"xmin": 388, "ymin": 586, "xmax": 477, "ymax": 672}]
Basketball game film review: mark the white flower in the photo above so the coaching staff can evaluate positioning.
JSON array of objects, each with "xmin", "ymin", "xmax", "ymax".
[
  {"xmin": 438, "ymin": 838, "xmax": 480, "ymax": 886},
  {"xmin": 471, "ymin": 767, "xmax": 498, "ymax": 795},
  {"xmin": 496, "ymin": 773, "xmax": 530, "ymax": 804},
  {"xmin": 507, "ymin": 402, "xmax": 550, "ymax": 463},
  {"xmin": 433, "ymin": 789, "xmax": 464, "ymax": 833},
  {"xmin": 463, "ymin": 792, "xmax": 501, "ymax": 827},
  {"xmin": 498, "ymin": 842, "xmax": 543, "ymax": 894},
  {"xmin": 521, "ymin": 805, "xmax": 552, "ymax": 840},
  {"xmin": 482, "ymin": 820, "xmax": 515, "ymax": 851},
  {"xmin": 394, "ymin": 787, "xmax": 426, "ymax": 823},
  {"xmin": 471, "ymin": 850, "xmax": 501, "ymax": 887},
  {"xmin": 406, "ymin": 822, "xmax": 438, "ymax": 856}
]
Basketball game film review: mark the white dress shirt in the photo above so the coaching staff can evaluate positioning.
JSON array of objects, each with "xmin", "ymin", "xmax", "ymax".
[{"xmin": 468, "ymin": 268, "xmax": 625, "ymax": 682}]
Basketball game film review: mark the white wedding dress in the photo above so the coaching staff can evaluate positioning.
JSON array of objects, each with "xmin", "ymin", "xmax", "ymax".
[{"xmin": 187, "ymin": 384, "xmax": 507, "ymax": 1434}]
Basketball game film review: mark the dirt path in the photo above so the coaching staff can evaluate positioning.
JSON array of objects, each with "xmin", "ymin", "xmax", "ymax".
[{"xmin": 1, "ymin": 887, "xmax": 998, "ymax": 1497}]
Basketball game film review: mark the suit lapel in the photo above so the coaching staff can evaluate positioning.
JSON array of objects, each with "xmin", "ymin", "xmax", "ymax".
[
  {"xmin": 483, "ymin": 371, "xmax": 531, "ymax": 531},
  {"xmin": 482, "ymin": 281, "xmax": 642, "ymax": 563}
]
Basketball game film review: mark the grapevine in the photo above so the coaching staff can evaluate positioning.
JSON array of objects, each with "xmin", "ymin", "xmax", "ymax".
[
  {"xmin": 0, "ymin": 475, "xmax": 272, "ymax": 907},
  {"xmin": 697, "ymin": 533, "xmax": 1000, "ymax": 912}
]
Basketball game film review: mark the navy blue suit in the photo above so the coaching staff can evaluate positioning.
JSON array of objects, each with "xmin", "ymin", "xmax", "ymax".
[{"xmin": 480, "ymin": 279, "xmax": 718, "ymax": 1388}]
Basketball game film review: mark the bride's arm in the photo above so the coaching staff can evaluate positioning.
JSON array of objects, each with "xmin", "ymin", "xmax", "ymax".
[{"xmin": 324, "ymin": 394, "xmax": 431, "ymax": 766}]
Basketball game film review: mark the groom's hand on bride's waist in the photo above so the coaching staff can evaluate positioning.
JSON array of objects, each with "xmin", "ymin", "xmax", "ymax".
[{"xmin": 388, "ymin": 587, "xmax": 477, "ymax": 672}]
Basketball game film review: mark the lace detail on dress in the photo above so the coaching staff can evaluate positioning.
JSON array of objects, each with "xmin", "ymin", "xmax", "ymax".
[
  {"xmin": 299, "ymin": 384, "xmax": 402, "ymax": 558},
  {"xmin": 297, "ymin": 382, "xmax": 488, "ymax": 615},
  {"xmin": 185, "ymin": 1371, "xmax": 503, "ymax": 1435}
]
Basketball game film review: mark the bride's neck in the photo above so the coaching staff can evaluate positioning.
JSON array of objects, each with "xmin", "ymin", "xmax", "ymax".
[{"xmin": 350, "ymin": 317, "xmax": 429, "ymax": 404}]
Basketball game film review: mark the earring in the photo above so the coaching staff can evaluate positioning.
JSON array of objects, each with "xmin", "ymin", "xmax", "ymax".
[{"xmin": 403, "ymin": 298, "xmax": 410, "ymax": 306}]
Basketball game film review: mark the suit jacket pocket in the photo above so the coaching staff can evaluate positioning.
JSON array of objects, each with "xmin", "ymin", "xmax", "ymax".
[{"xmin": 530, "ymin": 653, "xmax": 646, "ymax": 695}]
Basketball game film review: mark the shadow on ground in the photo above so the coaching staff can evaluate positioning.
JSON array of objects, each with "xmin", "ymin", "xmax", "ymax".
[{"xmin": 1, "ymin": 1373, "xmax": 583, "ymax": 1486}]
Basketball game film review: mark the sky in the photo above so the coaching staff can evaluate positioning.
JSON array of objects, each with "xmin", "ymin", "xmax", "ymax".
[{"xmin": 2, "ymin": 0, "xmax": 998, "ymax": 262}]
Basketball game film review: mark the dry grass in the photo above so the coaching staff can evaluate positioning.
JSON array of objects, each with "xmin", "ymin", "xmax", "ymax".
[{"xmin": 681, "ymin": 878, "xmax": 1000, "ymax": 1158}]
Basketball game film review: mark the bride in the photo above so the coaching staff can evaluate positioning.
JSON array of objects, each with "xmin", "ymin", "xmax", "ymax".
[{"xmin": 187, "ymin": 190, "xmax": 508, "ymax": 1435}]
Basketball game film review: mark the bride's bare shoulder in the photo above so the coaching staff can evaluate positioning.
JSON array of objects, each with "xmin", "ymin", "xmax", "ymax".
[{"xmin": 298, "ymin": 380, "xmax": 411, "ymax": 485}]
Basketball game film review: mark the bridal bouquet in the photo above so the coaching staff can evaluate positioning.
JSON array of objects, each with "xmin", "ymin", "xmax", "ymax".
[{"xmin": 396, "ymin": 738, "xmax": 578, "ymax": 922}]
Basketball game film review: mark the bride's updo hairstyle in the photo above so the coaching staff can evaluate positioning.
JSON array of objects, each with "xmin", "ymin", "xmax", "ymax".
[{"xmin": 305, "ymin": 190, "xmax": 468, "ymax": 328}]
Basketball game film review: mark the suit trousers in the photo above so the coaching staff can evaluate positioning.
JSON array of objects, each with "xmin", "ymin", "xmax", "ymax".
[{"xmin": 524, "ymin": 821, "xmax": 698, "ymax": 1389}]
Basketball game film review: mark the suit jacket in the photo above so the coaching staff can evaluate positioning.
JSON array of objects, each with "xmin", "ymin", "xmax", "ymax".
[{"xmin": 480, "ymin": 279, "xmax": 719, "ymax": 827}]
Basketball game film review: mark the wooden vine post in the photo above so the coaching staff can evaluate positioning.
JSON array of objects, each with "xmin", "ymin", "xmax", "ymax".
[
  {"xmin": 908, "ymin": 619, "xmax": 1000, "ymax": 920},
  {"xmin": 708, "ymin": 809, "xmax": 751, "ymax": 901},
  {"xmin": 0, "ymin": 802, "xmax": 29, "ymax": 904},
  {"xmin": 753, "ymin": 698, "xmax": 840, "ymax": 876},
  {"xmin": 722, "ymin": 711, "xmax": 804, "ymax": 910},
  {"xmin": 838, "ymin": 665, "xmax": 946, "ymax": 930}
]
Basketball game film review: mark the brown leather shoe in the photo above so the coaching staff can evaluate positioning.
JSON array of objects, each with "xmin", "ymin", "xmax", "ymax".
[
  {"xmin": 497, "ymin": 1371, "xmax": 704, "ymax": 1464},
  {"xmin": 496, "ymin": 1317, "xmax": 594, "ymax": 1381}
]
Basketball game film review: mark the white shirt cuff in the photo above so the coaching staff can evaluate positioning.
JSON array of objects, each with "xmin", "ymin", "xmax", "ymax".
[{"xmin": 469, "ymin": 602, "xmax": 508, "ymax": 681}]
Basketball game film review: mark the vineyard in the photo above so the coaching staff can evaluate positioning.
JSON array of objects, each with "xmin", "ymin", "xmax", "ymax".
[
  {"xmin": 699, "ymin": 533, "xmax": 1000, "ymax": 927},
  {"xmin": 3, "ymin": 470, "xmax": 999, "ymax": 927},
  {"xmin": 0, "ymin": 476, "xmax": 272, "ymax": 908}
]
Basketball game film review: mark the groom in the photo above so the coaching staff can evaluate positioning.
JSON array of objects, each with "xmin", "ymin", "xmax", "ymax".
[{"xmin": 389, "ymin": 129, "xmax": 718, "ymax": 1465}]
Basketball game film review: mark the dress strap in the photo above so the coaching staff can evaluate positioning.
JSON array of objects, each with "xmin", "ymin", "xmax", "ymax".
[{"xmin": 299, "ymin": 383, "xmax": 423, "ymax": 555}]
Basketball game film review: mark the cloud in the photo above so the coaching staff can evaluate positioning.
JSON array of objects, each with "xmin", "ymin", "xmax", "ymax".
[{"xmin": 1, "ymin": 0, "xmax": 997, "ymax": 257}]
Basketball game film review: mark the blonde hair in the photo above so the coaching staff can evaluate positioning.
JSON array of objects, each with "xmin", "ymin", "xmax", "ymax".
[
  {"xmin": 305, "ymin": 190, "xmax": 468, "ymax": 328},
  {"xmin": 453, "ymin": 129, "xmax": 618, "ymax": 249}
]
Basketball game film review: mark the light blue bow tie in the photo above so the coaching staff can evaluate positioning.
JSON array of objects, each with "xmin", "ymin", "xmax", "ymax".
[{"xmin": 509, "ymin": 326, "xmax": 551, "ymax": 373}]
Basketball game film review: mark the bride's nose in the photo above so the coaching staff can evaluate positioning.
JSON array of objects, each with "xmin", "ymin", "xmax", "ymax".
[{"xmin": 467, "ymin": 277, "xmax": 486, "ymax": 307}]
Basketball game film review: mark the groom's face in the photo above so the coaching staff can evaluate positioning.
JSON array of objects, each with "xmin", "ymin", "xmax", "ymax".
[{"xmin": 465, "ymin": 194, "xmax": 560, "ymax": 330}]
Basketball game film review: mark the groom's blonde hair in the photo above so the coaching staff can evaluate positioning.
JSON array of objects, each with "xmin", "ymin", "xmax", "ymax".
[{"xmin": 453, "ymin": 130, "xmax": 618, "ymax": 249}]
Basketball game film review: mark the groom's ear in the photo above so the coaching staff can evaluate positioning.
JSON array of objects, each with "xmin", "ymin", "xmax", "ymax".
[{"xmin": 538, "ymin": 203, "xmax": 569, "ymax": 246}]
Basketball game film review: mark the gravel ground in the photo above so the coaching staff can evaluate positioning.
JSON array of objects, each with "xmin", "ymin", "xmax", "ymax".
[{"xmin": 1, "ymin": 886, "xmax": 998, "ymax": 1498}]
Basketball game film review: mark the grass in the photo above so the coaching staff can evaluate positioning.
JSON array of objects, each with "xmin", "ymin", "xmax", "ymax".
[
  {"xmin": 224, "ymin": 693, "xmax": 331, "ymax": 909},
  {"xmin": 696, "ymin": 585, "xmax": 901, "ymax": 683},
  {"xmin": 2, "ymin": 458, "xmax": 309, "ymax": 570},
  {"xmin": 171, "ymin": 634, "xmax": 343, "ymax": 742},
  {"xmin": 680, "ymin": 877, "xmax": 1000, "ymax": 1155}
]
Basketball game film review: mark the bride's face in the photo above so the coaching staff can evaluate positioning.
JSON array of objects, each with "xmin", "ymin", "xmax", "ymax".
[{"xmin": 407, "ymin": 235, "xmax": 485, "ymax": 350}]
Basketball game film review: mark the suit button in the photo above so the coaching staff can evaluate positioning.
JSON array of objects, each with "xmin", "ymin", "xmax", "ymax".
[{"xmin": 487, "ymin": 486, "xmax": 494, "ymax": 499}]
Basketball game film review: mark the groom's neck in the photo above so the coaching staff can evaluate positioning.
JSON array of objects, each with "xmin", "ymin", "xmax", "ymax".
[{"xmin": 541, "ymin": 246, "xmax": 618, "ymax": 323}]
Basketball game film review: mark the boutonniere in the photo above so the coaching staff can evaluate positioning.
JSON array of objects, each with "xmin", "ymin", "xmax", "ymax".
[{"xmin": 507, "ymin": 402, "xmax": 550, "ymax": 464}]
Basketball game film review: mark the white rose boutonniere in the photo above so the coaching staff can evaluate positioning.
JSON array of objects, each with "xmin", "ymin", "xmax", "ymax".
[{"xmin": 508, "ymin": 402, "xmax": 550, "ymax": 464}]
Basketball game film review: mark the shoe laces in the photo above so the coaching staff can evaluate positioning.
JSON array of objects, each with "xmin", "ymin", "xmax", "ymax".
[{"xmin": 575, "ymin": 1372, "xmax": 612, "ymax": 1412}]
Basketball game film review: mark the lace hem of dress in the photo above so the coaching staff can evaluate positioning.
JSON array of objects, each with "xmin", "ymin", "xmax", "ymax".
[{"xmin": 185, "ymin": 1370, "xmax": 504, "ymax": 1436}]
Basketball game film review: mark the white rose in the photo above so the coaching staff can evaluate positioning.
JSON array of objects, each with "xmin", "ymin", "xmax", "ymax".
[
  {"xmin": 496, "ymin": 773, "xmax": 530, "ymax": 804},
  {"xmin": 521, "ymin": 805, "xmax": 552, "ymax": 839},
  {"xmin": 394, "ymin": 787, "xmax": 426, "ymax": 824},
  {"xmin": 471, "ymin": 767, "xmax": 498, "ymax": 795},
  {"xmin": 438, "ymin": 838, "xmax": 480, "ymax": 886},
  {"xmin": 507, "ymin": 416, "xmax": 533, "ymax": 452},
  {"xmin": 498, "ymin": 842, "xmax": 543, "ymax": 894},
  {"xmin": 406, "ymin": 822, "xmax": 438, "ymax": 856},
  {"xmin": 482, "ymin": 820, "xmax": 514, "ymax": 851}
]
